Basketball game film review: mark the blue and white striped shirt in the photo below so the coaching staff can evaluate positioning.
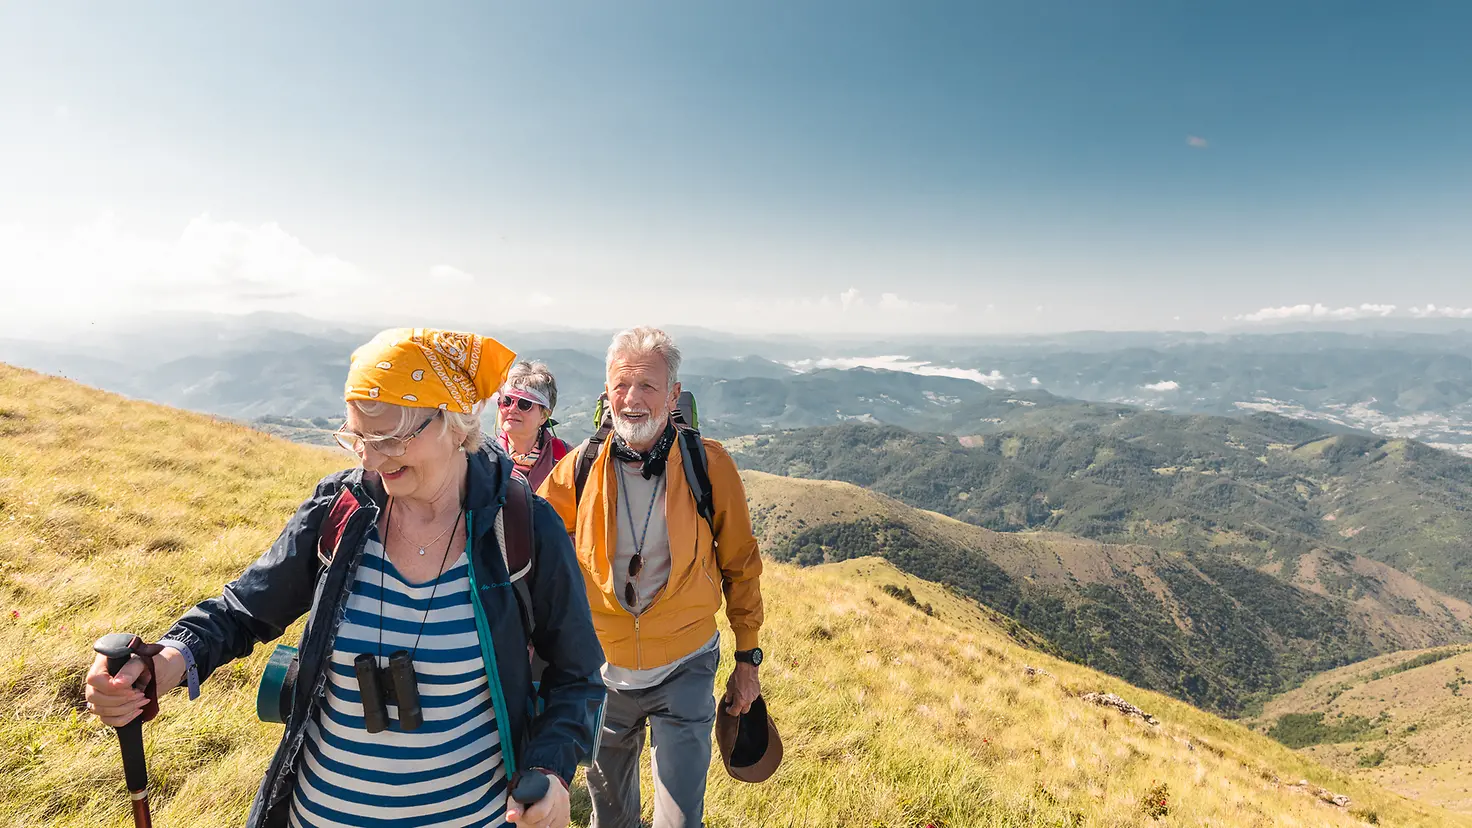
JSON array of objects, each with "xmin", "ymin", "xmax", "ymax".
[{"xmin": 290, "ymin": 531, "xmax": 507, "ymax": 828}]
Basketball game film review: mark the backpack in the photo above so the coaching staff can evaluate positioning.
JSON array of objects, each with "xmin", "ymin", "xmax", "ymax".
[{"xmin": 574, "ymin": 390, "xmax": 716, "ymax": 540}]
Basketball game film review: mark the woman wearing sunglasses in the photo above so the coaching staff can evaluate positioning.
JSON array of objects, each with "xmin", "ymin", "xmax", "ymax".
[
  {"xmin": 496, "ymin": 361, "xmax": 572, "ymax": 490},
  {"xmin": 83, "ymin": 329, "xmax": 604, "ymax": 828}
]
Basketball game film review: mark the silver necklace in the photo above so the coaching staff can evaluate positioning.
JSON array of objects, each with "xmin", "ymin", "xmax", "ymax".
[{"xmin": 392, "ymin": 506, "xmax": 458, "ymax": 556}]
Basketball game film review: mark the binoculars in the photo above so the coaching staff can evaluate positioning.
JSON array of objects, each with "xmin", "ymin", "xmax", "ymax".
[
  {"xmin": 257, "ymin": 644, "xmax": 423, "ymax": 733},
  {"xmin": 354, "ymin": 651, "xmax": 424, "ymax": 733}
]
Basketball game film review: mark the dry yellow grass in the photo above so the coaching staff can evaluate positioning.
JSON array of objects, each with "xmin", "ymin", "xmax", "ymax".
[
  {"xmin": 2, "ymin": 363, "xmax": 1467, "ymax": 827},
  {"xmin": 1254, "ymin": 645, "xmax": 1472, "ymax": 815}
]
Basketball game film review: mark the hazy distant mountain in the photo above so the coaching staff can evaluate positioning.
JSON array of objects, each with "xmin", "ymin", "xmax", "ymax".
[{"xmin": 5, "ymin": 314, "xmax": 1472, "ymax": 455}]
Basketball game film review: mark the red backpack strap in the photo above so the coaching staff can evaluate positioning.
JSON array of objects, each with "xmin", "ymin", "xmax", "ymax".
[{"xmin": 317, "ymin": 488, "xmax": 362, "ymax": 570}]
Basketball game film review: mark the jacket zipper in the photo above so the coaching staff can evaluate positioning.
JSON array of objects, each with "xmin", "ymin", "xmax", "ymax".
[
  {"xmin": 614, "ymin": 461, "xmax": 715, "ymax": 671},
  {"xmin": 702, "ymin": 532, "xmax": 719, "ymax": 594}
]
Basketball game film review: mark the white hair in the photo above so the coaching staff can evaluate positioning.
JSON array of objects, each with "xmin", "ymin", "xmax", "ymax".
[
  {"xmin": 605, "ymin": 326, "xmax": 681, "ymax": 387},
  {"xmin": 503, "ymin": 361, "xmax": 559, "ymax": 412},
  {"xmin": 346, "ymin": 399, "xmax": 482, "ymax": 451}
]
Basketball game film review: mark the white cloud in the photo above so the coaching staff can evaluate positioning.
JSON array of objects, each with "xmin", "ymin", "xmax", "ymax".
[
  {"xmin": 786, "ymin": 355, "xmax": 1009, "ymax": 388},
  {"xmin": 1143, "ymin": 380, "xmax": 1180, "ymax": 392},
  {"xmin": 2, "ymin": 214, "xmax": 364, "ymax": 325},
  {"xmin": 0, "ymin": 214, "xmax": 545, "ymax": 334},
  {"xmin": 877, "ymin": 292, "xmax": 938, "ymax": 311},
  {"xmin": 728, "ymin": 288, "xmax": 960, "ymax": 335},
  {"xmin": 1186, "ymin": 135, "xmax": 1209, "ymax": 148},
  {"xmin": 1410, "ymin": 304, "xmax": 1472, "ymax": 319},
  {"xmin": 1030, "ymin": 377, "xmax": 1041, "ymax": 386},
  {"xmin": 428, "ymin": 265, "xmax": 476, "ymax": 284},
  {"xmin": 1237, "ymin": 303, "xmax": 1397, "ymax": 323}
]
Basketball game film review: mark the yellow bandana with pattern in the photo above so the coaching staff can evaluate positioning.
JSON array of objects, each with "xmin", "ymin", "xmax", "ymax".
[{"xmin": 344, "ymin": 328, "xmax": 516, "ymax": 414}]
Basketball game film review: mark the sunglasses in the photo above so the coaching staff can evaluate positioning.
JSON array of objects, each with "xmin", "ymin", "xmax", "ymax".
[
  {"xmin": 334, "ymin": 410, "xmax": 442, "ymax": 457},
  {"xmin": 624, "ymin": 553, "xmax": 644, "ymax": 608},
  {"xmin": 497, "ymin": 396, "xmax": 539, "ymax": 412}
]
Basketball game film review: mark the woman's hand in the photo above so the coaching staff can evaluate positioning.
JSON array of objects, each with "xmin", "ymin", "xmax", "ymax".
[
  {"xmin": 506, "ymin": 770, "xmax": 570, "ymax": 828},
  {"xmin": 83, "ymin": 647, "xmax": 187, "ymax": 726}
]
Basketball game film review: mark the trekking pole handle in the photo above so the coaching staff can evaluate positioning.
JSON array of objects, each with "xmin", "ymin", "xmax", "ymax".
[
  {"xmin": 96, "ymin": 633, "xmax": 137, "ymax": 676},
  {"xmin": 510, "ymin": 770, "xmax": 551, "ymax": 806},
  {"xmin": 94, "ymin": 634, "xmax": 155, "ymax": 828}
]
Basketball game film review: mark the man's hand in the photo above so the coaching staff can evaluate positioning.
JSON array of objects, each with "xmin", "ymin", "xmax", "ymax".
[
  {"xmin": 724, "ymin": 662, "xmax": 761, "ymax": 716},
  {"xmin": 506, "ymin": 771, "xmax": 570, "ymax": 828}
]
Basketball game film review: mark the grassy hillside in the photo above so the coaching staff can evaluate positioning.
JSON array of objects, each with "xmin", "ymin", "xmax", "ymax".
[
  {"xmin": 1252, "ymin": 646, "xmax": 1472, "ymax": 815},
  {"xmin": 742, "ymin": 471, "xmax": 1469, "ymax": 715},
  {"xmin": 2, "ymin": 362, "xmax": 1466, "ymax": 827}
]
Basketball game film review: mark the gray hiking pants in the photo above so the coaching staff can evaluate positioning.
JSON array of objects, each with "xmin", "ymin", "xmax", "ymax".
[{"xmin": 587, "ymin": 647, "xmax": 718, "ymax": 828}]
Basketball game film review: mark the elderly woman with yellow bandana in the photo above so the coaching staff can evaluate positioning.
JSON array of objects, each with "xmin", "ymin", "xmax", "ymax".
[{"xmin": 84, "ymin": 328, "xmax": 606, "ymax": 828}]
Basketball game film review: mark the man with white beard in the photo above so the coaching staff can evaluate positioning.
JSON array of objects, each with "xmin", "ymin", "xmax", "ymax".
[{"xmin": 539, "ymin": 327, "xmax": 766, "ymax": 828}]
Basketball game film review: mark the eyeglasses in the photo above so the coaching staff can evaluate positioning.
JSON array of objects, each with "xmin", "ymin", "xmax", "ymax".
[
  {"xmin": 497, "ymin": 396, "xmax": 539, "ymax": 412},
  {"xmin": 335, "ymin": 410, "xmax": 442, "ymax": 457}
]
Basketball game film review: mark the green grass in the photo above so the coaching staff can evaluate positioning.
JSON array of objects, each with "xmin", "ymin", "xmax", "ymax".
[
  {"xmin": 3, "ymin": 364, "xmax": 1469, "ymax": 827},
  {"xmin": 1267, "ymin": 712, "xmax": 1381, "ymax": 749},
  {"xmin": 1370, "ymin": 650, "xmax": 1463, "ymax": 682}
]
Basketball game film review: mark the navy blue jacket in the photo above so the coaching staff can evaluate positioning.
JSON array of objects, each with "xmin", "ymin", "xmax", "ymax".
[{"xmin": 162, "ymin": 445, "xmax": 606, "ymax": 828}]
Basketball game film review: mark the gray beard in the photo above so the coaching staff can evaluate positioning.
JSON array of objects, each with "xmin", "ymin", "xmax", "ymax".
[{"xmin": 612, "ymin": 411, "xmax": 668, "ymax": 447}]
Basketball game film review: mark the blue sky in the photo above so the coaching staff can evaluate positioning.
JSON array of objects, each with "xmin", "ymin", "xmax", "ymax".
[{"xmin": 1, "ymin": 1, "xmax": 1469, "ymax": 335}]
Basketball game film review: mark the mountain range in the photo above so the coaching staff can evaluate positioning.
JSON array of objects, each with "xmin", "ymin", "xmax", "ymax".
[
  {"xmin": 732, "ymin": 414, "xmax": 1472, "ymax": 602},
  {"xmin": 5, "ymin": 313, "xmax": 1472, "ymax": 454}
]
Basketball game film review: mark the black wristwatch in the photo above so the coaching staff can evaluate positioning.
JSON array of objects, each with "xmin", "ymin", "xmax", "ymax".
[{"xmin": 735, "ymin": 648, "xmax": 763, "ymax": 667}]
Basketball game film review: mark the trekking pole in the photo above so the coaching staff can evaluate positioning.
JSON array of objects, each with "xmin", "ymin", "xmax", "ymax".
[{"xmin": 94, "ymin": 633, "xmax": 161, "ymax": 828}]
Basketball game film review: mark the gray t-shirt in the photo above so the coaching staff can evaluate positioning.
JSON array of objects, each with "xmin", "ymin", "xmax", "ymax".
[
  {"xmin": 605, "ymin": 461, "xmax": 713, "ymax": 690},
  {"xmin": 612, "ymin": 461, "xmax": 671, "ymax": 616}
]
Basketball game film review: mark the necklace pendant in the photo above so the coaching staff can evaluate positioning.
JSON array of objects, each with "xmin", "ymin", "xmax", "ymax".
[{"xmin": 418, "ymin": 547, "xmax": 426, "ymax": 556}]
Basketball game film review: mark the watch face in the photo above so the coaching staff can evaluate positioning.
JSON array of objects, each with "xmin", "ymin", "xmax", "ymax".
[{"xmin": 749, "ymin": 648, "xmax": 763, "ymax": 666}]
